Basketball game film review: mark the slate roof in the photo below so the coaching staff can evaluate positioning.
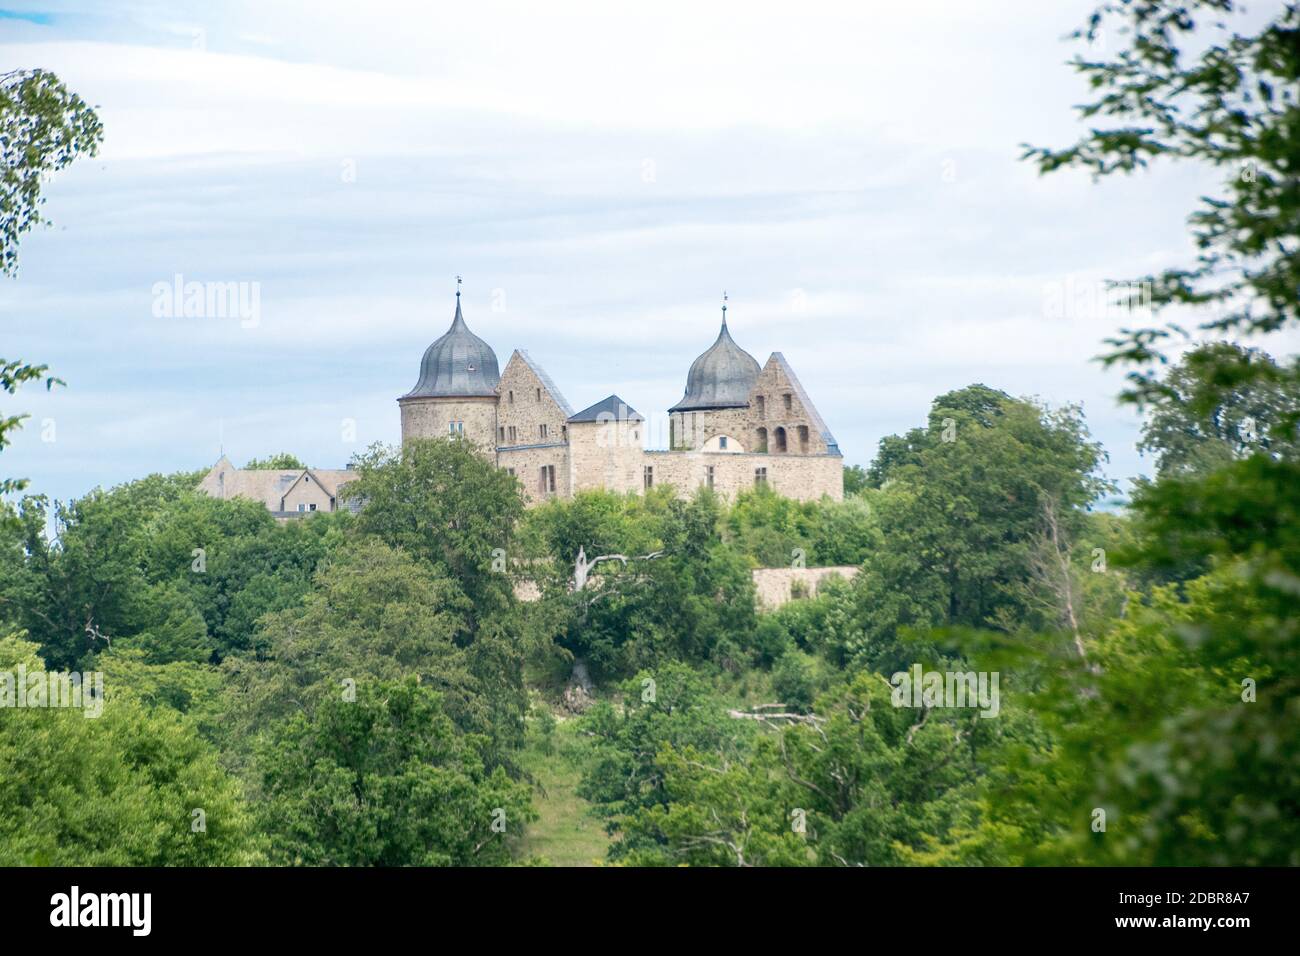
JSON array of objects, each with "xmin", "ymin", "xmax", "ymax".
[
  {"xmin": 669, "ymin": 313, "xmax": 761, "ymax": 412},
  {"xmin": 512, "ymin": 350, "xmax": 574, "ymax": 417},
  {"xmin": 568, "ymin": 394, "xmax": 644, "ymax": 423},
  {"xmin": 402, "ymin": 295, "xmax": 501, "ymax": 399}
]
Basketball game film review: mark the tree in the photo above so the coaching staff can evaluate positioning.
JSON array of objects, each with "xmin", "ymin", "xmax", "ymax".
[
  {"xmin": 965, "ymin": 0, "xmax": 1300, "ymax": 866},
  {"xmin": 842, "ymin": 464, "xmax": 869, "ymax": 496},
  {"xmin": 345, "ymin": 439, "xmax": 524, "ymax": 622},
  {"xmin": 578, "ymin": 662, "xmax": 754, "ymax": 858},
  {"xmin": 242, "ymin": 453, "xmax": 306, "ymax": 470},
  {"xmin": 0, "ymin": 635, "xmax": 256, "ymax": 865},
  {"xmin": 848, "ymin": 387, "xmax": 1112, "ymax": 673},
  {"xmin": 615, "ymin": 674, "xmax": 1003, "ymax": 867},
  {"xmin": 1, "ymin": 69, "xmax": 103, "ymax": 492},
  {"xmin": 221, "ymin": 539, "xmax": 498, "ymax": 758},
  {"xmin": 1024, "ymin": 0, "xmax": 1300, "ymax": 403},
  {"xmin": 1137, "ymin": 342, "xmax": 1300, "ymax": 478},
  {"xmin": 256, "ymin": 677, "xmax": 533, "ymax": 866}
]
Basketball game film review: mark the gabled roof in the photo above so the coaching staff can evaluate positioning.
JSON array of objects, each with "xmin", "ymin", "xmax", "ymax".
[
  {"xmin": 197, "ymin": 459, "xmax": 360, "ymax": 511},
  {"xmin": 568, "ymin": 394, "xmax": 644, "ymax": 423},
  {"xmin": 768, "ymin": 352, "xmax": 839, "ymax": 454},
  {"xmin": 511, "ymin": 350, "xmax": 574, "ymax": 417},
  {"xmin": 278, "ymin": 467, "xmax": 354, "ymax": 506}
]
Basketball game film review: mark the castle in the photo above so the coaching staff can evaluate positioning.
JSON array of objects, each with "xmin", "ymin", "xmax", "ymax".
[{"xmin": 200, "ymin": 288, "xmax": 842, "ymax": 513}]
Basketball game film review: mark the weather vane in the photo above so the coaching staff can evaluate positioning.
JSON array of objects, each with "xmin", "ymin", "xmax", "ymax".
[{"xmin": 456, "ymin": 274, "xmax": 462, "ymax": 297}]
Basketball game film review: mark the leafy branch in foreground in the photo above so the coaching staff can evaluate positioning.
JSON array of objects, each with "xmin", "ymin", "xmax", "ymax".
[
  {"xmin": 1023, "ymin": 0, "xmax": 1300, "ymax": 404},
  {"xmin": 1, "ymin": 68, "xmax": 102, "ymax": 491}
]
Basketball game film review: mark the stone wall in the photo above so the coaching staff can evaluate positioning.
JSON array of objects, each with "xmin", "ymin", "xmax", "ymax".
[
  {"xmin": 752, "ymin": 565, "xmax": 860, "ymax": 610},
  {"xmin": 496, "ymin": 353, "xmax": 570, "ymax": 447},
  {"xmin": 642, "ymin": 448, "xmax": 842, "ymax": 502},
  {"xmin": 281, "ymin": 474, "xmax": 335, "ymax": 513},
  {"xmin": 748, "ymin": 355, "xmax": 832, "ymax": 456},
  {"xmin": 567, "ymin": 418, "xmax": 645, "ymax": 495},
  {"xmin": 497, "ymin": 442, "xmax": 571, "ymax": 503},
  {"xmin": 399, "ymin": 396, "xmax": 498, "ymax": 451}
]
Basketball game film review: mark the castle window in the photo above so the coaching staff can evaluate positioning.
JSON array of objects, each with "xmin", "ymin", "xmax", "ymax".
[
  {"xmin": 309, "ymin": 503, "xmax": 317, "ymax": 512},
  {"xmin": 755, "ymin": 467, "xmax": 767, "ymax": 487},
  {"xmin": 297, "ymin": 503, "xmax": 306, "ymax": 512},
  {"xmin": 774, "ymin": 426, "xmax": 787, "ymax": 453},
  {"xmin": 498, "ymin": 426, "xmax": 505, "ymax": 443},
  {"xmin": 508, "ymin": 390, "xmax": 514, "ymax": 404},
  {"xmin": 506, "ymin": 467, "xmax": 515, "ymax": 477},
  {"xmin": 561, "ymin": 425, "xmax": 567, "ymax": 440},
  {"xmin": 643, "ymin": 466, "xmax": 654, "ymax": 490},
  {"xmin": 718, "ymin": 436, "xmax": 728, "ymax": 450},
  {"xmin": 756, "ymin": 395, "xmax": 765, "ymax": 417},
  {"xmin": 783, "ymin": 393, "xmax": 793, "ymax": 413},
  {"xmin": 705, "ymin": 465, "xmax": 715, "ymax": 490},
  {"xmin": 539, "ymin": 464, "xmax": 556, "ymax": 495},
  {"xmin": 756, "ymin": 427, "xmax": 768, "ymax": 453},
  {"xmin": 449, "ymin": 421, "xmax": 464, "ymax": 436},
  {"xmin": 508, "ymin": 426, "xmax": 517, "ymax": 443},
  {"xmin": 540, "ymin": 424, "xmax": 548, "ymax": 440},
  {"xmin": 798, "ymin": 425, "xmax": 810, "ymax": 453},
  {"xmin": 536, "ymin": 388, "xmax": 542, "ymax": 401}
]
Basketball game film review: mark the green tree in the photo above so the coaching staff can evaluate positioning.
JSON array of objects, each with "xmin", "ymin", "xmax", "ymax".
[
  {"xmin": 256, "ymin": 677, "xmax": 533, "ymax": 866},
  {"xmin": 346, "ymin": 439, "xmax": 524, "ymax": 622},
  {"xmin": 242, "ymin": 453, "xmax": 306, "ymax": 470},
  {"xmin": 1024, "ymin": 0, "xmax": 1300, "ymax": 401},
  {"xmin": 1137, "ymin": 342, "xmax": 1300, "ymax": 479},
  {"xmin": 0, "ymin": 635, "xmax": 256, "ymax": 865},
  {"xmin": 849, "ymin": 387, "xmax": 1112, "ymax": 673},
  {"xmin": 1, "ymin": 69, "xmax": 103, "ymax": 491}
]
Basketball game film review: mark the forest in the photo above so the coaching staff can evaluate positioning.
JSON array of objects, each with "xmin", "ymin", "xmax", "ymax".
[
  {"xmin": 1, "ymin": 0, "xmax": 1298, "ymax": 866},
  {"xmin": 1, "ymin": 358, "xmax": 1296, "ymax": 865}
]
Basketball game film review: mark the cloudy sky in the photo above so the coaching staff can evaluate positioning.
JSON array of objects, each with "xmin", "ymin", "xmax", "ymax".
[{"xmin": 2, "ymin": 0, "xmax": 1287, "ymax": 505}]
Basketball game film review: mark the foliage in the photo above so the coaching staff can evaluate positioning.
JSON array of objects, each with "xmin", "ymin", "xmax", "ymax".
[
  {"xmin": 1137, "ymin": 341, "xmax": 1300, "ymax": 478},
  {"xmin": 1, "ymin": 69, "xmax": 102, "ymax": 491},
  {"xmin": 345, "ymin": 438, "xmax": 524, "ymax": 622},
  {"xmin": 256, "ymin": 677, "xmax": 533, "ymax": 866},
  {"xmin": 242, "ymin": 453, "xmax": 306, "ymax": 470},
  {"xmin": 0, "ymin": 635, "xmax": 256, "ymax": 865},
  {"xmin": 1024, "ymin": 0, "xmax": 1300, "ymax": 403}
]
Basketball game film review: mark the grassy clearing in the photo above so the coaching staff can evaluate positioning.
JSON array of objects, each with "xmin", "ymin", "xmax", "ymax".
[{"xmin": 518, "ymin": 714, "xmax": 611, "ymax": 867}]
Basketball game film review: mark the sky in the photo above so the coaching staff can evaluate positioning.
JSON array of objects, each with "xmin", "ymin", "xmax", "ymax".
[{"xmin": 2, "ymin": 0, "xmax": 1291, "ymax": 506}]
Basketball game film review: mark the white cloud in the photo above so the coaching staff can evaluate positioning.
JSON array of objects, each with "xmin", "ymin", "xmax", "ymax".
[{"xmin": 1, "ymin": 0, "xmax": 1282, "ymax": 503}]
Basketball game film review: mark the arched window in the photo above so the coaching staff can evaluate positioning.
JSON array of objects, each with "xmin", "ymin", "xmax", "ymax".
[
  {"xmin": 774, "ymin": 426, "xmax": 787, "ymax": 453},
  {"xmin": 756, "ymin": 427, "xmax": 768, "ymax": 453}
]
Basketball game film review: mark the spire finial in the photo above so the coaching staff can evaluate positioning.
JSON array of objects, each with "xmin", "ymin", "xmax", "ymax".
[
  {"xmin": 721, "ymin": 290, "xmax": 728, "ymax": 330},
  {"xmin": 456, "ymin": 274, "xmax": 462, "ymax": 298}
]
